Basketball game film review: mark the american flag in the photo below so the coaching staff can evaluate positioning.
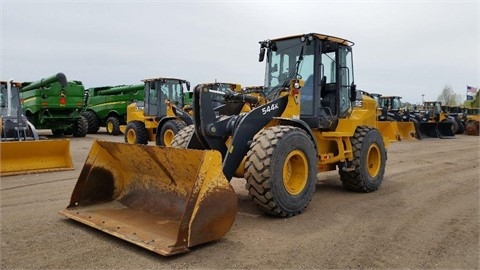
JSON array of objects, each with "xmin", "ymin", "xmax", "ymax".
[{"xmin": 467, "ymin": 86, "xmax": 477, "ymax": 100}]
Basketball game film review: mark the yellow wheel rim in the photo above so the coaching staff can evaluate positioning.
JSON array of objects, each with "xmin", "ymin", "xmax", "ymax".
[
  {"xmin": 107, "ymin": 121, "xmax": 113, "ymax": 133},
  {"xmin": 163, "ymin": 129, "xmax": 175, "ymax": 147},
  {"xmin": 282, "ymin": 150, "xmax": 308, "ymax": 195},
  {"xmin": 367, "ymin": 144, "xmax": 381, "ymax": 177},
  {"xmin": 126, "ymin": 129, "xmax": 136, "ymax": 144}
]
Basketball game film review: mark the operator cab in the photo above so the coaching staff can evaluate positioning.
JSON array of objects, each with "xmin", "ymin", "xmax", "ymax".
[
  {"xmin": 260, "ymin": 33, "xmax": 356, "ymax": 131},
  {"xmin": 141, "ymin": 78, "xmax": 190, "ymax": 117}
]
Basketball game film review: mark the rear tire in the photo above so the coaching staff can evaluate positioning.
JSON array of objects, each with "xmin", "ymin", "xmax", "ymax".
[
  {"xmin": 73, "ymin": 115, "xmax": 88, "ymax": 137},
  {"xmin": 156, "ymin": 119, "xmax": 186, "ymax": 146},
  {"xmin": 81, "ymin": 110, "xmax": 100, "ymax": 134},
  {"xmin": 124, "ymin": 121, "xmax": 148, "ymax": 144},
  {"xmin": 339, "ymin": 126, "xmax": 386, "ymax": 192},
  {"xmin": 244, "ymin": 126, "xmax": 317, "ymax": 217},
  {"xmin": 106, "ymin": 116, "xmax": 121, "ymax": 135}
]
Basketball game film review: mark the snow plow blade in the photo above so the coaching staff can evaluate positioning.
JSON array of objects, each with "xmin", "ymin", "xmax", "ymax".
[
  {"xmin": 393, "ymin": 122, "xmax": 417, "ymax": 141},
  {"xmin": 0, "ymin": 139, "xmax": 73, "ymax": 176},
  {"xmin": 59, "ymin": 140, "xmax": 237, "ymax": 256}
]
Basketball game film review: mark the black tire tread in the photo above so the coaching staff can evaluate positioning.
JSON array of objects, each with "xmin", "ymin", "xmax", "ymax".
[
  {"xmin": 157, "ymin": 119, "xmax": 187, "ymax": 146},
  {"xmin": 81, "ymin": 110, "xmax": 100, "ymax": 134},
  {"xmin": 73, "ymin": 115, "xmax": 88, "ymax": 137},
  {"xmin": 171, "ymin": 125, "xmax": 195, "ymax": 148},
  {"xmin": 124, "ymin": 121, "xmax": 148, "ymax": 144},
  {"xmin": 106, "ymin": 116, "xmax": 121, "ymax": 135},
  {"xmin": 245, "ymin": 125, "xmax": 316, "ymax": 218},
  {"xmin": 339, "ymin": 126, "xmax": 386, "ymax": 192}
]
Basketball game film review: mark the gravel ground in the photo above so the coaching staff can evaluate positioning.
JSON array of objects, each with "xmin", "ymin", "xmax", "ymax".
[{"xmin": 1, "ymin": 130, "xmax": 479, "ymax": 269}]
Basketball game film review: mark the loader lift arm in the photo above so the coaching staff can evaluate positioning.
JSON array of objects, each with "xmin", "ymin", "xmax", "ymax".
[{"xmin": 190, "ymin": 84, "xmax": 291, "ymax": 180}]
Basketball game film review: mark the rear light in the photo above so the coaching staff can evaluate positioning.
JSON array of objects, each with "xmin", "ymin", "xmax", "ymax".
[{"xmin": 60, "ymin": 96, "xmax": 66, "ymax": 106}]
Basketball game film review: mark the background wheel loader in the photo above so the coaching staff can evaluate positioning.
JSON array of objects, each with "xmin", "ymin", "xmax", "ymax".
[
  {"xmin": 1, "ymin": 79, "xmax": 73, "ymax": 176},
  {"xmin": 415, "ymin": 101, "xmax": 456, "ymax": 139},
  {"xmin": 59, "ymin": 33, "xmax": 388, "ymax": 256},
  {"xmin": 375, "ymin": 95, "xmax": 417, "ymax": 141},
  {"xmin": 120, "ymin": 77, "xmax": 193, "ymax": 146}
]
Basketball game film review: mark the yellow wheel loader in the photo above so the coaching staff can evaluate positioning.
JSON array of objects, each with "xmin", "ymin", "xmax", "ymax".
[
  {"xmin": 416, "ymin": 101, "xmax": 456, "ymax": 139},
  {"xmin": 59, "ymin": 33, "xmax": 388, "ymax": 256},
  {"xmin": 376, "ymin": 95, "xmax": 417, "ymax": 141},
  {"xmin": 1, "ymin": 80, "xmax": 73, "ymax": 176},
  {"xmin": 120, "ymin": 77, "xmax": 193, "ymax": 146}
]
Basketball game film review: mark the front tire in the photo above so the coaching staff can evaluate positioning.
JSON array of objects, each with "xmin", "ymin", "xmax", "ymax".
[
  {"xmin": 124, "ymin": 121, "xmax": 148, "ymax": 144},
  {"xmin": 171, "ymin": 125, "xmax": 195, "ymax": 148},
  {"xmin": 339, "ymin": 126, "xmax": 387, "ymax": 192},
  {"xmin": 244, "ymin": 126, "xmax": 317, "ymax": 217},
  {"xmin": 106, "ymin": 116, "xmax": 121, "ymax": 135},
  {"xmin": 156, "ymin": 119, "xmax": 186, "ymax": 146}
]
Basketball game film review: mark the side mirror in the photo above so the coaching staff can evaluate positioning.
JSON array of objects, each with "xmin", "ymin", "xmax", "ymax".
[
  {"xmin": 259, "ymin": 47, "xmax": 266, "ymax": 62},
  {"xmin": 350, "ymin": 83, "xmax": 357, "ymax": 101}
]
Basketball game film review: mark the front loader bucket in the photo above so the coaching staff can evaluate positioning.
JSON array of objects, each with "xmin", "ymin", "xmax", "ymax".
[
  {"xmin": 0, "ymin": 139, "xmax": 73, "ymax": 176},
  {"xmin": 417, "ymin": 122, "xmax": 440, "ymax": 139},
  {"xmin": 436, "ymin": 122, "xmax": 455, "ymax": 139},
  {"xmin": 59, "ymin": 140, "xmax": 237, "ymax": 256},
  {"xmin": 376, "ymin": 121, "xmax": 399, "ymax": 142},
  {"xmin": 393, "ymin": 122, "xmax": 417, "ymax": 141}
]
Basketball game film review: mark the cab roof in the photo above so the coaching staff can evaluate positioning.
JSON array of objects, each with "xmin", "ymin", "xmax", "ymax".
[
  {"xmin": 271, "ymin": 33, "xmax": 354, "ymax": 46},
  {"xmin": 142, "ymin": 77, "xmax": 189, "ymax": 83}
]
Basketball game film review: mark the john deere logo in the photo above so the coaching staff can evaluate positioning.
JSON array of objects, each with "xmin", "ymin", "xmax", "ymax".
[{"xmin": 60, "ymin": 91, "xmax": 66, "ymax": 106}]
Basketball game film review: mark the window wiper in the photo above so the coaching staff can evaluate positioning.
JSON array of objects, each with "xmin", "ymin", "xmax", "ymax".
[{"xmin": 266, "ymin": 46, "xmax": 304, "ymax": 99}]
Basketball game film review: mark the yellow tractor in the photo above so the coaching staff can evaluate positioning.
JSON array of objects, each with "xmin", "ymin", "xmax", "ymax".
[
  {"xmin": 60, "ymin": 33, "xmax": 389, "ymax": 256},
  {"xmin": 375, "ymin": 95, "xmax": 417, "ymax": 141},
  {"xmin": 120, "ymin": 77, "xmax": 193, "ymax": 146},
  {"xmin": 1, "ymin": 79, "xmax": 73, "ymax": 176}
]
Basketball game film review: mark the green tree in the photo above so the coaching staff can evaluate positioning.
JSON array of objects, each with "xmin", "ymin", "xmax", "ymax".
[
  {"xmin": 437, "ymin": 85, "xmax": 461, "ymax": 106},
  {"xmin": 471, "ymin": 90, "xmax": 480, "ymax": 108}
]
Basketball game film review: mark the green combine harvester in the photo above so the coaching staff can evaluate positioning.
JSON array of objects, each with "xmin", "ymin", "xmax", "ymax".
[
  {"xmin": 20, "ymin": 73, "xmax": 88, "ymax": 137},
  {"xmin": 82, "ymin": 84, "xmax": 144, "ymax": 135}
]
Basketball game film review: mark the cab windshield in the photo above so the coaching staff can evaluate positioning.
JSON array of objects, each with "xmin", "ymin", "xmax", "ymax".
[
  {"xmin": 392, "ymin": 98, "xmax": 402, "ymax": 110},
  {"xmin": 160, "ymin": 80, "xmax": 184, "ymax": 105},
  {"xmin": 264, "ymin": 38, "xmax": 314, "ymax": 95}
]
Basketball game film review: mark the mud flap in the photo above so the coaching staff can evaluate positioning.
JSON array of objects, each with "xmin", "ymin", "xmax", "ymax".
[
  {"xmin": 376, "ymin": 122, "xmax": 399, "ymax": 142},
  {"xmin": 0, "ymin": 139, "xmax": 73, "ymax": 176},
  {"xmin": 59, "ymin": 140, "xmax": 237, "ymax": 256}
]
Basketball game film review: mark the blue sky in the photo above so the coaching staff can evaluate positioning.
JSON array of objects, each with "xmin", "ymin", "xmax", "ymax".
[{"xmin": 1, "ymin": 0, "xmax": 478, "ymax": 104}]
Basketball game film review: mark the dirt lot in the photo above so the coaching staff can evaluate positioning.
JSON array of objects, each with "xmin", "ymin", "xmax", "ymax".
[{"xmin": 1, "ymin": 130, "xmax": 479, "ymax": 269}]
